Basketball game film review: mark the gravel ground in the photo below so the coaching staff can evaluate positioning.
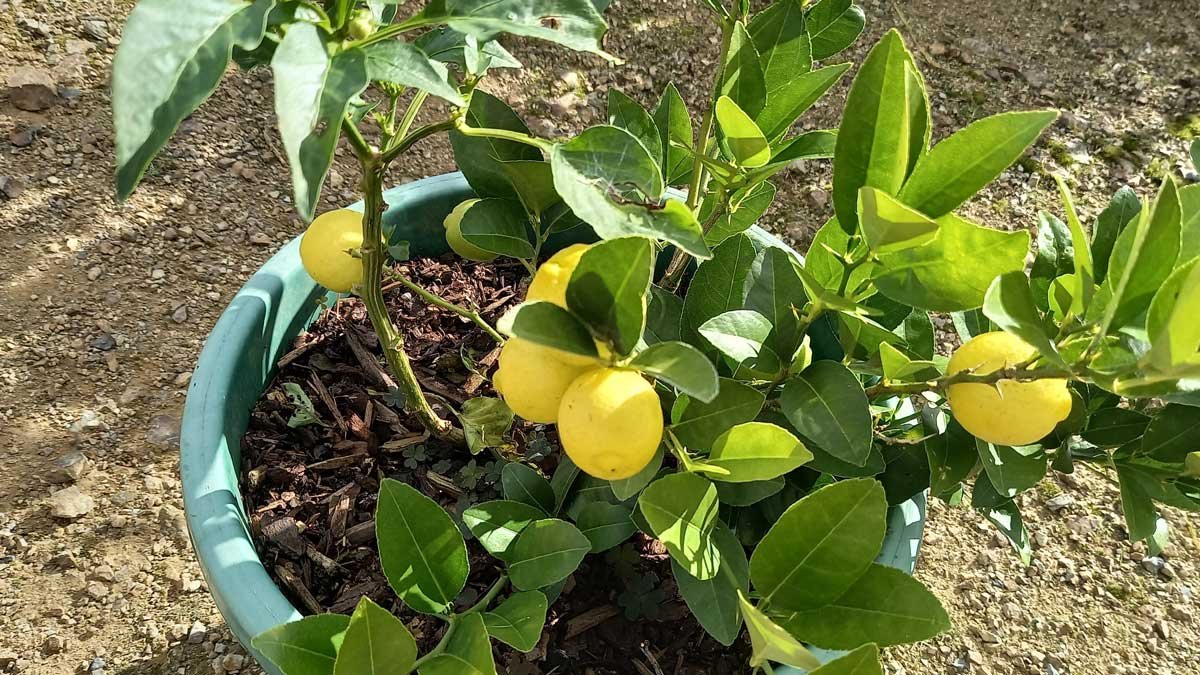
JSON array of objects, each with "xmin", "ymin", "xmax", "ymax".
[{"xmin": 1, "ymin": 0, "xmax": 1198, "ymax": 673}]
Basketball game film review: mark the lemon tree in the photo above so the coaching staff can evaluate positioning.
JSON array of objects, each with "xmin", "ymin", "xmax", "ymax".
[{"xmin": 113, "ymin": 0, "xmax": 1200, "ymax": 673}]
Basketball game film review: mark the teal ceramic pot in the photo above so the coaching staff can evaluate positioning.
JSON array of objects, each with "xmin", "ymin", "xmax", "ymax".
[{"xmin": 180, "ymin": 172, "xmax": 926, "ymax": 674}]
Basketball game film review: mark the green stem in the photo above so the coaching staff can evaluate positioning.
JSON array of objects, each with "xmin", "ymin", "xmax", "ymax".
[
  {"xmin": 685, "ymin": 20, "xmax": 735, "ymax": 213},
  {"xmin": 659, "ymin": 188, "xmax": 729, "ymax": 289},
  {"xmin": 385, "ymin": 270, "xmax": 505, "ymax": 344},
  {"xmin": 412, "ymin": 615, "xmax": 458, "ymax": 669},
  {"xmin": 380, "ymin": 120, "xmax": 455, "ymax": 164},
  {"xmin": 466, "ymin": 575, "xmax": 509, "ymax": 614},
  {"xmin": 395, "ymin": 90, "xmax": 429, "ymax": 144},
  {"xmin": 453, "ymin": 116, "xmax": 553, "ymax": 153},
  {"xmin": 763, "ymin": 301, "xmax": 825, "ymax": 399},
  {"xmin": 864, "ymin": 365, "xmax": 1074, "ymax": 399}
]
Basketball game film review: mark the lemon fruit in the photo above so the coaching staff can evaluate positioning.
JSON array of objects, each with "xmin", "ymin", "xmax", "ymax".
[
  {"xmin": 947, "ymin": 331, "xmax": 1072, "ymax": 446},
  {"xmin": 557, "ymin": 368, "xmax": 663, "ymax": 479},
  {"xmin": 443, "ymin": 199, "xmax": 499, "ymax": 262},
  {"xmin": 527, "ymin": 243, "xmax": 591, "ymax": 307},
  {"xmin": 300, "ymin": 209, "xmax": 367, "ymax": 293},
  {"xmin": 493, "ymin": 338, "xmax": 597, "ymax": 424}
]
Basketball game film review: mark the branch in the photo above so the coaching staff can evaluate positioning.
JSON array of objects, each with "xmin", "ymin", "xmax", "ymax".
[
  {"xmin": 452, "ymin": 116, "xmax": 553, "ymax": 153},
  {"xmin": 380, "ymin": 120, "xmax": 455, "ymax": 165},
  {"xmin": 865, "ymin": 365, "xmax": 1073, "ymax": 399}
]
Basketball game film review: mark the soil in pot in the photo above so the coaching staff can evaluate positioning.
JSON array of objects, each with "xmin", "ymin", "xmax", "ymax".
[{"xmin": 241, "ymin": 255, "xmax": 752, "ymax": 674}]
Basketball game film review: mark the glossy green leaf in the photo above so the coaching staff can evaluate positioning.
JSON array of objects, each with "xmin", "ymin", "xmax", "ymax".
[
  {"xmin": 699, "ymin": 310, "xmax": 775, "ymax": 364},
  {"xmin": 1141, "ymin": 404, "xmax": 1200, "ymax": 464},
  {"xmin": 715, "ymin": 96, "xmax": 771, "ymax": 167},
  {"xmin": 362, "ymin": 41, "xmax": 464, "ymax": 105},
  {"xmin": 879, "ymin": 442, "xmax": 932, "ymax": 505},
  {"xmin": 672, "ymin": 525, "xmax": 748, "ymax": 647},
  {"xmin": 700, "ymin": 422, "xmax": 813, "ymax": 482},
  {"xmin": 1117, "ymin": 465, "xmax": 1161, "ymax": 544},
  {"xmin": 832, "ymin": 29, "xmax": 918, "ymax": 233},
  {"xmin": 1081, "ymin": 407, "xmax": 1151, "ymax": 448},
  {"xmin": 611, "ymin": 445, "xmax": 665, "ymax": 501},
  {"xmin": 414, "ymin": 27, "xmax": 522, "ymax": 74},
  {"xmin": 777, "ymin": 564, "xmax": 949, "ymax": 648},
  {"xmin": 272, "ymin": 24, "xmax": 369, "ymax": 220},
  {"xmin": 549, "ymin": 457, "xmax": 580, "ymax": 515},
  {"xmin": 878, "ymin": 342, "xmax": 939, "ymax": 383},
  {"xmin": 630, "ymin": 341, "xmax": 721, "ymax": 402},
  {"xmin": 417, "ymin": 612, "xmax": 495, "ymax": 675},
  {"xmin": 744, "ymin": 245, "xmax": 808, "ymax": 360},
  {"xmin": 113, "ymin": 0, "xmax": 272, "ymax": 200},
  {"xmin": 746, "ymin": 130, "xmax": 839, "ymax": 186},
  {"xmin": 459, "ymin": 397, "xmax": 513, "ymax": 455},
  {"xmin": 739, "ymin": 594, "xmax": 821, "ymax": 671},
  {"xmin": 874, "ymin": 213, "xmax": 1030, "ymax": 312},
  {"xmin": 1030, "ymin": 211, "xmax": 1075, "ymax": 310},
  {"xmin": 253, "ymin": 614, "xmax": 349, "ymax": 675},
  {"xmin": 1100, "ymin": 179, "xmax": 1182, "ymax": 331},
  {"xmin": 704, "ymin": 182, "xmax": 777, "ymax": 246},
  {"xmin": 898, "ymin": 111, "xmax": 1057, "ymax": 218},
  {"xmin": 805, "ymin": 216, "xmax": 873, "ymax": 291},
  {"xmin": 924, "ymin": 418, "xmax": 977, "ymax": 496},
  {"xmin": 497, "ymin": 301, "xmax": 599, "ymax": 358},
  {"xmin": 501, "ymin": 463, "xmax": 556, "ymax": 514},
  {"xmin": 982, "ymin": 273, "xmax": 1064, "ymax": 366},
  {"xmin": 807, "ymin": 645, "xmax": 883, "ymax": 675},
  {"xmin": 645, "ymin": 285, "xmax": 684, "ymax": 344},
  {"xmin": 755, "ymin": 63, "xmax": 851, "ymax": 143},
  {"xmin": 1091, "ymin": 187, "xmax": 1141, "ymax": 283},
  {"xmin": 671, "ymin": 378, "xmax": 766, "ymax": 450},
  {"xmin": 1146, "ymin": 257, "xmax": 1200, "ymax": 368},
  {"xmin": 575, "ymin": 502, "xmax": 637, "ymax": 552},
  {"xmin": 376, "ymin": 479, "xmax": 467, "ymax": 614},
  {"xmin": 334, "ymin": 598, "xmax": 417, "ymax": 675},
  {"xmin": 566, "ymin": 237, "xmax": 653, "ymax": 356},
  {"xmin": 857, "ymin": 187, "xmax": 939, "ymax": 253},
  {"xmin": 805, "ymin": 0, "xmax": 866, "ymax": 59},
  {"xmin": 459, "ymin": 198, "xmax": 535, "ymax": 258},
  {"xmin": 498, "ymin": 160, "xmax": 558, "ymax": 216},
  {"xmin": 507, "ymin": 519, "xmax": 591, "ymax": 590},
  {"xmin": 608, "ymin": 89, "xmax": 662, "ymax": 163},
  {"xmin": 779, "ymin": 361, "xmax": 872, "ymax": 466},
  {"xmin": 1181, "ymin": 184, "xmax": 1200, "ymax": 262},
  {"xmin": 1054, "ymin": 178, "xmax": 1095, "ymax": 316},
  {"xmin": 482, "ymin": 592, "xmax": 547, "ymax": 653},
  {"xmin": 638, "ymin": 473, "xmax": 721, "ymax": 579},
  {"xmin": 682, "ymin": 233, "xmax": 759, "ymax": 344},
  {"xmin": 654, "ymin": 83, "xmax": 694, "ymax": 184},
  {"xmin": 973, "ymin": 475, "xmax": 1032, "ymax": 564},
  {"xmin": 715, "ymin": 477, "xmax": 786, "ymax": 506},
  {"xmin": 450, "ymin": 90, "xmax": 542, "ymax": 199},
  {"xmin": 750, "ymin": 478, "xmax": 886, "ymax": 610},
  {"xmin": 976, "ymin": 441, "xmax": 1047, "ymax": 499},
  {"xmin": 749, "ymin": 0, "xmax": 812, "ymax": 97},
  {"xmin": 416, "ymin": 0, "xmax": 611, "ymax": 60},
  {"xmin": 462, "ymin": 500, "xmax": 543, "ymax": 560},
  {"xmin": 719, "ymin": 21, "xmax": 766, "ymax": 118}
]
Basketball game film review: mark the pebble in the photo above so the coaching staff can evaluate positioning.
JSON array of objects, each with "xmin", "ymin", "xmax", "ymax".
[
  {"xmin": 80, "ymin": 18, "xmax": 109, "ymax": 40},
  {"xmin": 47, "ymin": 450, "xmax": 91, "ymax": 484},
  {"xmin": 6, "ymin": 66, "xmax": 58, "ymax": 111},
  {"xmin": 42, "ymin": 635, "xmax": 66, "ymax": 655},
  {"xmin": 187, "ymin": 621, "xmax": 208, "ymax": 644},
  {"xmin": 171, "ymin": 304, "xmax": 189, "ymax": 323},
  {"xmin": 90, "ymin": 333, "xmax": 116, "ymax": 351},
  {"xmin": 1046, "ymin": 493, "xmax": 1075, "ymax": 512},
  {"xmin": 48, "ymin": 486, "xmax": 95, "ymax": 519},
  {"xmin": 146, "ymin": 414, "xmax": 181, "ymax": 448}
]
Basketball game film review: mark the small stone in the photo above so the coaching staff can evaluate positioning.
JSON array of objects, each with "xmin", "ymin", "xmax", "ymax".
[
  {"xmin": 187, "ymin": 621, "xmax": 208, "ymax": 644},
  {"xmin": 147, "ymin": 414, "xmax": 181, "ymax": 448},
  {"xmin": 220, "ymin": 654, "xmax": 246, "ymax": 672},
  {"xmin": 9, "ymin": 125, "xmax": 40, "ymax": 147},
  {"xmin": 1142, "ymin": 556, "xmax": 1166, "ymax": 575},
  {"xmin": 173, "ymin": 371, "xmax": 193, "ymax": 388},
  {"xmin": 80, "ymin": 18, "xmax": 109, "ymax": 40},
  {"xmin": 0, "ymin": 175, "xmax": 25, "ymax": 200},
  {"xmin": 248, "ymin": 232, "xmax": 273, "ymax": 245},
  {"xmin": 171, "ymin": 304, "xmax": 189, "ymax": 323},
  {"xmin": 90, "ymin": 333, "xmax": 116, "ymax": 351},
  {"xmin": 69, "ymin": 409, "xmax": 104, "ymax": 433},
  {"xmin": 6, "ymin": 67, "xmax": 57, "ymax": 111},
  {"xmin": 0, "ymin": 651, "xmax": 17, "ymax": 669},
  {"xmin": 49, "ymin": 486, "xmax": 95, "ymax": 520},
  {"xmin": 1046, "ymin": 493, "xmax": 1075, "ymax": 512},
  {"xmin": 42, "ymin": 635, "xmax": 66, "ymax": 655},
  {"xmin": 88, "ymin": 657, "xmax": 107, "ymax": 672},
  {"xmin": 85, "ymin": 580, "xmax": 109, "ymax": 600},
  {"xmin": 47, "ymin": 450, "xmax": 90, "ymax": 484},
  {"xmin": 47, "ymin": 551, "xmax": 79, "ymax": 569},
  {"xmin": 157, "ymin": 504, "xmax": 189, "ymax": 544}
]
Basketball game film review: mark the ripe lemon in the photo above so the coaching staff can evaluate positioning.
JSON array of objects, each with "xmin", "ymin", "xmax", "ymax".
[
  {"xmin": 557, "ymin": 368, "xmax": 663, "ymax": 479},
  {"xmin": 947, "ymin": 331, "xmax": 1072, "ymax": 446},
  {"xmin": 527, "ymin": 243, "xmax": 591, "ymax": 307},
  {"xmin": 300, "ymin": 209, "xmax": 366, "ymax": 293},
  {"xmin": 493, "ymin": 338, "xmax": 597, "ymax": 424},
  {"xmin": 443, "ymin": 199, "xmax": 499, "ymax": 262}
]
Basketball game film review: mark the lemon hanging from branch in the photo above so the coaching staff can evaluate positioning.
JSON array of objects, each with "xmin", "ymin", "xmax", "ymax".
[
  {"xmin": 557, "ymin": 368, "xmax": 663, "ymax": 480},
  {"xmin": 300, "ymin": 209, "xmax": 368, "ymax": 293}
]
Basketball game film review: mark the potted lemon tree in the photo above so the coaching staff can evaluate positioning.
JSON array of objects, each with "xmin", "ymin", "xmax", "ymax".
[{"xmin": 113, "ymin": 0, "xmax": 1200, "ymax": 672}]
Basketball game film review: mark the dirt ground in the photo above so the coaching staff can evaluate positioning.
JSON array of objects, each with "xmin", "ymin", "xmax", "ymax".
[{"xmin": 1, "ymin": 0, "xmax": 1198, "ymax": 673}]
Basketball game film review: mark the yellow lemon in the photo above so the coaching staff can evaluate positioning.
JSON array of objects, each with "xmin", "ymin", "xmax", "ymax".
[
  {"xmin": 947, "ymin": 331, "xmax": 1072, "ymax": 446},
  {"xmin": 557, "ymin": 368, "xmax": 663, "ymax": 479},
  {"xmin": 494, "ymin": 338, "xmax": 597, "ymax": 424},
  {"xmin": 443, "ymin": 198, "xmax": 499, "ymax": 262},
  {"xmin": 300, "ymin": 209, "xmax": 366, "ymax": 293},
  {"xmin": 527, "ymin": 243, "xmax": 591, "ymax": 307}
]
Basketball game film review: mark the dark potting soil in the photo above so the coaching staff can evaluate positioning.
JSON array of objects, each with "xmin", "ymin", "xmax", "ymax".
[{"xmin": 241, "ymin": 256, "xmax": 752, "ymax": 674}]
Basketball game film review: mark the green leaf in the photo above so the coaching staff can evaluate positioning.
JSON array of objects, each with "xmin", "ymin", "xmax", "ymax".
[
  {"xmin": 638, "ymin": 473, "xmax": 721, "ymax": 579},
  {"xmin": 481, "ymin": 591, "xmax": 547, "ymax": 653},
  {"xmin": 551, "ymin": 127, "xmax": 709, "ymax": 259},
  {"xmin": 982, "ymin": 273, "xmax": 1065, "ymax": 367},
  {"xmin": 976, "ymin": 441, "xmax": 1047, "ymax": 498},
  {"xmin": 501, "ymin": 463, "xmax": 555, "ymax": 514},
  {"xmin": 682, "ymin": 233, "xmax": 759, "ymax": 345},
  {"xmin": 750, "ymin": 478, "xmax": 887, "ymax": 610},
  {"xmin": 507, "ymin": 519, "xmax": 591, "ymax": 590},
  {"xmin": 832, "ymin": 29, "xmax": 918, "ymax": 233},
  {"xmin": 807, "ymin": 645, "xmax": 883, "ymax": 675},
  {"xmin": 715, "ymin": 477, "xmax": 786, "ymax": 506},
  {"xmin": 462, "ymin": 500, "xmax": 544, "ymax": 560},
  {"xmin": 878, "ymin": 343, "xmax": 939, "ymax": 383},
  {"xmin": 699, "ymin": 422, "xmax": 813, "ymax": 482},
  {"xmin": 376, "ymin": 479, "xmax": 467, "ymax": 614},
  {"xmin": 972, "ymin": 474, "xmax": 1032, "ymax": 564},
  {"xmin": 566, "ymin": 237, "xmax": 653, "ymax": 356},
  {"xmin": 1030, "ymin": 211, "xmax": 1075, "ymax": 310},
  {"xmin": 898, "ymin": 111, "xmax": 1057, "ymax": 218},
  {"xmin": 653, "ymin": 83, "xmax": 693, "ymax": 184},
  {"xmin": 716, "ymin": 96, "xmax": 771, "ymax": 168},
  {"xmin": 630, "ymin": 341, "xmax": 721, "ymax": 402},
  {"xmin": 272, "ymin": 24, "xmax": 369, "ymax": 220},
  {"xmin": 749, "ymin": 0, "xmax": 812, "ymax": 97},
  {"xmin": 704, "ymin": 182, "xmax": 777, "ymax": 248},
  {"xmin": 497, "ymin": 301, "xmax": 599, "ymax": 358},
  {"xmin": 699, "ymin": 310, "xmax": 776, "ymax": 367},
  {"xmin": 362, "ymin": 41, "xmax": 464, "ymax": 105},
  {"xmin": 744, "ymin": 246, "xmax": 808, "ymax": 360},
  {"xmin": 1092, "ymin": 187, "xmax": 1142, "ymax": 284},
  {"xmin": 719, "ymin": 21, "xmax": 767, "ymax": 118},
  {"xmin": 739, "ymin": 594, "xmax": 821, "ymax": 671},
  {"xmin": 1100, "ymin": 179, "xmax": 1183, "ymax": 331},
  {"xmin": 857, "ymin": 187, "xmax": 939, "ymax": 253},
  {"xmin": 549, "ymin": 457, "xmax": 581, "ymax": 514},
  {"xmin": 1117, "ymin": 465, "xmax": 1161, "ymax": 544},
  {"xmin": 671, "ymin": 378, "xmax": 766, "ymax": 450},
  {"xmin": 335, "ymin": 598, "xmax": 417, "ymax": 675},
  {"xmin": 1181, "ymin": 184, "xmax": 1200, "ymax": 262},
  {"xmin": 450, "ymin": 91, "xmax": 543, "ymax": 199},
  {"xmin": 459, "ymin": 397, "xmax": 513, "ymax": 455},
  {"xmin": 253, "ymin": 614, "xmax": 349, "ymax": 675},
  {"xmin": 113, "ymin": 0, "xmax": 272, "ymax": 200},
  {"xmin": 416, "ymin": 0, "xmax": 611, "ymax": 60},
  {"xmin": 498, "ymin": 160, "xmax": 559, "ymax": 216},
  {"xmin": 611, "ymin": 445, "xmax": 664, "ymax": 501},
  {"xmin": 755, "ymin": 63, "xmax": 851, "ymax": 143},
  {"xmin": 1146, "ymin": 257, "xmax": 1200, "ymax": 368},
  {"xmin": 1081, "ymin": 407, "xmax": 1151, "ymax": 448},
  {"xmin": 459, "ymin": 198, "xmax": 535, "ymax": 258},
  {"xmin": 779, "ymin": 361, "xmax": 872, "ymax": 466},
  {"xmin": 1141, "ymin": 404, "xmax": 1200, "ymax": 464},
  {"xmin": 414, "ymin": 27, "xmax": 522, "ymax": 74},
  {"xmin": 608, "ymin": 89, "xmax": 662, "ymax": 163},
  {"xmin": 672, "ymin": 525, "xmax": 748, "ymax": 646},
  {"xmin": 879, "ymin": 442, "xmax": 932, "ymax": 505},
  {"xmin": 575, "ymin": 502, "xmax": 637, "ymax": 552},
  {"xmin": 745, "ymin": 130, "xmax": 838, "ymax": 184},
  {"xmin": 805, "ymin": 0, "xmax": 866, "ymax": 59},
  {"xmin": 874, "ymin": 213, "xmax": 1030, "ymax": 312},
  {"xmin": 925, "ymin": 418, "xmax": 978, "ymax": 496},
  {"xmin": 417, "ymin": 612, "xmax": 495, "ymax": 675},
  {"xmin": 1053, "ymin": 178, "xmax": 1096, "ymax": 316},
  {"xmin": 777, "ymin": 564, "xmax": 950, "ymax": 648},
  {"xmin": 645, "ymin": 286, "xmax": 684, "ymax": 344}
]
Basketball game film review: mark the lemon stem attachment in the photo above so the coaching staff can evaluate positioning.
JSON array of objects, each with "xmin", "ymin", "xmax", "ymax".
[
  {"xmin": 864, "ymin": 364, "xmax": 1073, "ymax": 399},
  {"xmin": 383, "ymin": 269, "xmax": 505, "ymax": 344}
]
